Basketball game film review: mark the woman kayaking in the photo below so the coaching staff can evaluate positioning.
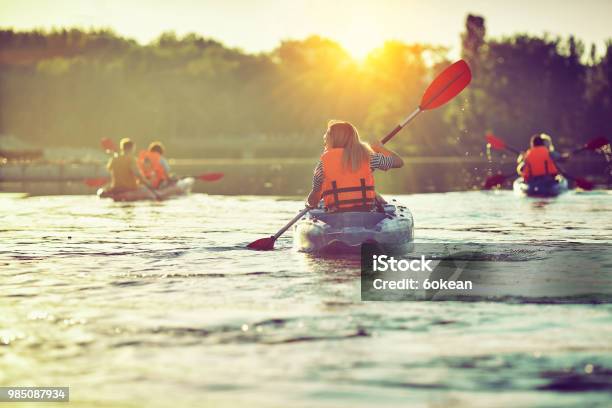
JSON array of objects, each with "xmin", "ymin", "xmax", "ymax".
[
  {"xmin": 306, "ymin": 120, "xmax": 404, "ymax": 211},
  {"xmin": 249, "ymin": 59, "xmax": 470, "ymax": 250}
]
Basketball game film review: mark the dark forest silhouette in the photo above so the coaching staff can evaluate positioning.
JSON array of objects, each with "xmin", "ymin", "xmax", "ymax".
[{"xmin": 0, "ymin": 15, "xmax": 610, "ymax": 159}]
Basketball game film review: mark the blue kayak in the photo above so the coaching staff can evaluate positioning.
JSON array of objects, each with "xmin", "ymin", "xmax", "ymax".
[
  {"xmin": 513, "ymin": 175, "xmax": 568, "ymax": 198},
  {"xmin": 293, "ymin": 203, "xmax": 414, "ymax": 254}
]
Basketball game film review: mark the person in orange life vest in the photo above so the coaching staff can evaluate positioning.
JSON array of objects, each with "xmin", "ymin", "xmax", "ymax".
[
  {"xmin": 517, "ymin": 134, "xmax": 560, "ymax": 181},
  {"xmin": 517, "ymin": 133, "xmax": 569, "ymax": 166},
  {"xmin": 306, "ymin": 120, "xmax": 404, "ymax": 211},
  {"xmin": 138, "ymin": 142, "xmax": 172, "ymax": 189}
]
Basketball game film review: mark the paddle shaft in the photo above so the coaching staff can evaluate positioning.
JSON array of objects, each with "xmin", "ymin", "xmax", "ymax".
[
  {"xmin": 502, "ymin": 144, "xmax": 522, "ymax": 155},
  {"xmin": 273, "ymin": 207, "xmax": 310, "ymax": 240},
  {"xmin": 381, "ymin": 108, "xmax": 421, "ymax": 145}
]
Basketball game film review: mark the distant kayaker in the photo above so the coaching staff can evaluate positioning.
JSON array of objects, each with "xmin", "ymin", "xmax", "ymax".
[
  {"xmin": 518, "ymin": 133, "xmax": 569, "ymax": 164},
  {"xmin": 138, "ymin": 142, "xmax": 172, "ymax": 189},
  {"xmin": 306, "ymin": 120, "xmax": 404, "ymax": 211},
  {"xmin": 517, "ymin": 134, "xmax": 560, "ymax": 181},
  {"xmin": 106, "ymin": 138, "xmax": 150, "ymax": 193}
]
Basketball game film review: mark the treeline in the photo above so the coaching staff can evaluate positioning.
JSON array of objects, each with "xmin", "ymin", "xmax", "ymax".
[
  {"xmin": 0, "ymin": 16, "xmax": 610, "ymax": 158},
  {"xmin": 455, "ymin": 15, "xmax": 612, "ymax": 153}
]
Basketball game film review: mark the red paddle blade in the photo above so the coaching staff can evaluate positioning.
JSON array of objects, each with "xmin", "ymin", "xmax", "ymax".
[
  {"xmin": 483, "ymin": 174, "xmax": 509, "ymax": 190},
  {"xmin": 485, "ymin": 133, "xmax": 507, "ymax": 151},
  {"xmin": 101, "ymin": 138, "xmax": 118, "ymax": 152},
  {"xmin": 574, "ymin": 177, "xmax": 594, "ymax": 191},
  {"xmin": 84, "ymin": 177, "xmax": 109, "ymax": 188},
  {"xmin": 247, "ymin": 236, "xmax": 276, "ymax": 250},
  {"xmin": 197, "ymin": 172, "xmax": 224, "ymax": 182},
  {"xmin": 420, "ymin": 59, "xmax": 472, "ymax": 110},
  {"xmin": 585, "ymin": 136, "xmax": 610, "ymax": 151}
]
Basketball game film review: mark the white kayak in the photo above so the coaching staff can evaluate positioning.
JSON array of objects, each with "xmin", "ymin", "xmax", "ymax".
[
  {"xmin": 293, "ymin": 203, "xmax": 414, "ymax": 254},
  {"xmin": 97, "ymin": 177, "xmax": 194, "ymax": 202}
]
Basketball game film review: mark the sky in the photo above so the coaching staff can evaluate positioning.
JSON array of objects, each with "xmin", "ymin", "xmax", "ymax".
[{"xmin": 1, "ymin": 0, "xmax": 611, "ymax": 59}]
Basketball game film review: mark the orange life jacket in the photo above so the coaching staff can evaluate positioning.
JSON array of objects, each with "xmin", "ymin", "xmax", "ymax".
[
  {"xmin": 137, "ymin": 150, "xmax": 167, "ymax": 188},
  {"xmin": 521, "ymin": 145, "xmax": 559, "ymax": 180},
  {"xmin": 321, "ymin": 148, "xmax": 376, "ymax": 211}
]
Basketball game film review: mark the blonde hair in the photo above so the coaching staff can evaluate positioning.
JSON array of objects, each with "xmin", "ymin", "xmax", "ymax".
[
  {"xmin": 326, "ymin": 120, "xmax": 372, "ymax": 172},
  {"xmin": 120, "ymin": 138, "xmax": 134, "ymax": 152},
  {"xmin": 540, "ymin": 133, "xmax": 555, "ymax": 152}
]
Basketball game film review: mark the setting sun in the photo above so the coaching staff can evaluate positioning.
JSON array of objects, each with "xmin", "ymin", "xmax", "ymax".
[
  {"xmin": 340, "ymin": 39, "xmax": 376, "ymax": 62},
  {"xmin": 332, "ymin": 13, "xmax": 384, "ymax": 61}
]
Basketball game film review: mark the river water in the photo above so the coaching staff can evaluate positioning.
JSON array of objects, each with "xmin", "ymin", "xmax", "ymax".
[{"xmin": 1, "ymin": 190, "xmax": 611, "ymax": 407}]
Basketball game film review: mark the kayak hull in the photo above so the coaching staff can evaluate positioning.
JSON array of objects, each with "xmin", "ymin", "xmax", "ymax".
[
  {"xmin": 97, "ymin": 177, "xmax": 195, "ymax": 202},
  {"xmin": 294, "ymin": 203, "xmax": 414, "ymax": 254},
  {"xmin": 513, "ymin": 176, "xmax": 568, "ymax": 198}
]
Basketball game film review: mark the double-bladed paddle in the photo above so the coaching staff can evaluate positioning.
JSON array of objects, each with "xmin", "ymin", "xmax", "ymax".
[
  {"xmin": 487, "ymin": 133, "xmax": 609, "ymax": 156},
  {"xmin": 247, "ymin": 59, "xmax": 472, "ymax": 250}
]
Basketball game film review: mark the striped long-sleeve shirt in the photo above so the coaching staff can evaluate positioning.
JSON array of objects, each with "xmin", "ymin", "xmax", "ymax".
[{"xmin": 312, "ymin": 153, "xmax": 395, "ymax": 191}]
